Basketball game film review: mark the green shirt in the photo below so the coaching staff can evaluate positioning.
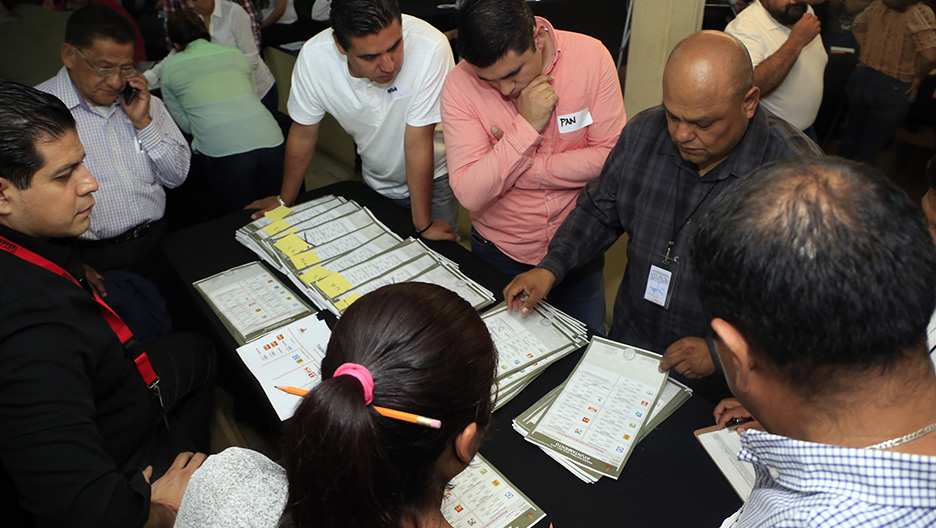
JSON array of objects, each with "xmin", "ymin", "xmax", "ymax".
[{"xmin": 162, "ymin": 39, "xmax": 283, "ymax": 157}]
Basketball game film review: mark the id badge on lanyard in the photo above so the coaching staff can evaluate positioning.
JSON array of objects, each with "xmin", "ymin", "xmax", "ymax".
[{"xmin": 644, "ymin": 249, "xmax": 679, "ymax": 309}]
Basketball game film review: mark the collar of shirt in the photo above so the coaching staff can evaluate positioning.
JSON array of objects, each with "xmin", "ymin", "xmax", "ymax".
[
  {"xmin": 739, "ymin": 429, "xmax": 936, "ymax": 508},
  {"xmin": 0, "ymin": 222, "xmax": 81, "ymax": 279},
  {"xmin": 537, "ymin": 16, "xmax": 564, "ymax": 76},
  {"xmin": 49, "ymin": 66, "xmax": 120, "ymax": 116},
  {"xmin": 657, "ymin": 105, "xmax": 772, "ymax": 183}
]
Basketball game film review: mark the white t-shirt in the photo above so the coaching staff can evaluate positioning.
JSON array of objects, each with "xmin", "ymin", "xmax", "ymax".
[
  {"xmin": 260, "ymin": 0, "xmax": 298, "ymax": 26},
  {"xmin": 726, "ymin": 0, "xmax": 827, "ymax": 131},
  {"xmin": 287, "ymin": 15, "xmax": 453, "ymax": 199},
  {"xmin": 311, "ymin": 0, "xmax": 329, "ymax": 21}
]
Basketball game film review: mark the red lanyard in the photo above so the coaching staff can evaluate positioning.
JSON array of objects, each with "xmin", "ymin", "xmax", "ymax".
[{"xmin": 0, "ymin": 235, "xmax": 159, "ymax": 388}]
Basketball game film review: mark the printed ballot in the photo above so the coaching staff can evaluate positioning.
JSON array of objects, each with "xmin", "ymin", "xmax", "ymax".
[
  {"xmin": 516, "ymin": 337, "xmax": 669, "ymax": 480},
  {"xmin": 235, "ymin": 315, "xmax": 332, "ymax": 421},
  {"xmin": 194, "ymin": 262, "xmax": 315, "ymax": 344},
  {"xmin": 443, "ymin": 455, "xmax": 546, "ymax": 528},
  {"xmin": 695, "ymin": 426, "xmax": 755, "ymax": 501}
]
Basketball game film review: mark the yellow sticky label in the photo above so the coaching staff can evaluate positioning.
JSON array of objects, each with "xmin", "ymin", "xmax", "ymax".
[
  {"xmin": 316, "ymin": 274, "xmax": 353, "ymax": 298},
  {"xmin": 341, "ymin": 292, "xmax": 361, "ymax": 308},
  {"xmin": 274, "ymin": 233, "xmax": 309, "ymax": 256},
  {"xmin": 290, "ymin": 249, "xmax": 321, "ymax": 269},
  {"xmin": 264, "ymin": 205, "xmax": 293, "ymax": 221},
  {"xmin": 334, "ymin": 299, "xmax": 349, "ymax": 312},
  {"xmin": 261, "ymin": 218, "xmax": 290, "ymax": 236},
  {"xmin": 299, "ymin": 265, "xmax": 332, "ymax": 285}
]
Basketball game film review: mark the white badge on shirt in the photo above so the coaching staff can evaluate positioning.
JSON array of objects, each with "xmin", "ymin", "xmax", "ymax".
[
  {"xmin": 557, "ymin": 107, "xmax": 593, "ymax": 134},
  {"xmin": 644, "ymin": 264, "xmax": 673, "ymax": 308},
  {"xmin": 386, "ymin": 84, "xmax": 412, "ymax": 100}
]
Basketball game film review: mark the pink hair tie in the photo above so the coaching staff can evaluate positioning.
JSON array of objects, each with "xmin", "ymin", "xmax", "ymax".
[{"xmin": 333, "ymin": 363, "xmax": 374, "ymax": 405}]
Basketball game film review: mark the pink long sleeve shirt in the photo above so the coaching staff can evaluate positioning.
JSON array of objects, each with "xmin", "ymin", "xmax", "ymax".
[{"xmin": 441, "ymin": 17, "xmax": 626, "ymax": 265}]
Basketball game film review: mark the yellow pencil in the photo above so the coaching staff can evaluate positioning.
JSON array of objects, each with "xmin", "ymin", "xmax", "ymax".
[
  {"xmin": 374, "ymin": 406, "xmax": 442, "ymax": 429},
  {"xmin": 275, "ymin": 385, "xmax": 308, "ymax": 397},
  {"xmin": 274, "ymin": 386, "xmax": 442, "ymax": 428}
]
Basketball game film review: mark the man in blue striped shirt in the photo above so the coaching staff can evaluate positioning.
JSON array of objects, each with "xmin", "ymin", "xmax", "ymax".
[{"xmin": 693, "ymin": 156, "xmax": 936, "ymax": 527}]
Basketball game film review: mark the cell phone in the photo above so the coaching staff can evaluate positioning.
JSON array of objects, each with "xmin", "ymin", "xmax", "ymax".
[{"xmin": 122, "ymin": 84, "xmax": 137, "ymax": 105}]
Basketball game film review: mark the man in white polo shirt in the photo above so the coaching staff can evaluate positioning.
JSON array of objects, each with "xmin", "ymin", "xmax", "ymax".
[
  {"xmin": 247, "ymin": 0, "xmax": 459, "ymax": 241},
  {"xmin": 726, "ymin": 0, "xmax": 827, "ymax": 136}
]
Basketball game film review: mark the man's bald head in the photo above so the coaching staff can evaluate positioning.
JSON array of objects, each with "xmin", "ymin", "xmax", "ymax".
[
  {"xmin": 665, "ymin": 31, "xmax": 754, "ymax": 101},
  {"xmin": 660, "ymin": 31, "xmax": 759, "ymax": 174}
]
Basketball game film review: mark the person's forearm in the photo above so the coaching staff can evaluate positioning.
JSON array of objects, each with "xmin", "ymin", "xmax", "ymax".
[
  {"xmin": 404, "ymin": 127, "xmax": 435, "ymax": 230},
  {"xmin": 754, "ymin": 41, "xmax": 804, "ymax": 97},
  {"xmin": 513, "ymin": 144, "xmax": 616, "ymax": 190},
  {"xmin": 140, "ymin": 103, "xmax": 191, "ymax": 189},
  {"xmin": 281, "ymin": 123, "xmax": 319, "ymax": 205}
]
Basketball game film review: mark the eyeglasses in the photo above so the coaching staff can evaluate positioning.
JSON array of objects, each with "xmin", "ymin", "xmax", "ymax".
[{"xmin": 72, "ymin": 46, "xmax": 137, "ymax": 79}]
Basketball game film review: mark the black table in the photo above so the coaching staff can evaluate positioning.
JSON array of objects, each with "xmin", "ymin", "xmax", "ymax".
[{"xmin": 161, "ymin": 181, "xmax": 742, "ymax": 527}]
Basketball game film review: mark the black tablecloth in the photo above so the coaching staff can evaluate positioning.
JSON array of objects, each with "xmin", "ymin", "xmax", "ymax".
[{"xmin": 161, "ymin": 181, "xmax": 742, "ymax": 527}]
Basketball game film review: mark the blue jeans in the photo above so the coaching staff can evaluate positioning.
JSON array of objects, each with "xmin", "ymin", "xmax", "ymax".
[
  {"xmin": 840, "ymin": 66, "xmax": 912, "ymax": 165},
  {"xmin": 389, "ymin": 174, "xmax": 460, "ymax": 232},
  {"xmin": 470, "ymin": 228, "xmax": 607, "ymax": 332}
]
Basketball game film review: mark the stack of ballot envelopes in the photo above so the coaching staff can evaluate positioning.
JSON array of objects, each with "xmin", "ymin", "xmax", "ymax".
[{"xmin": 234, "ymin": 196, "xmax": 494, "ymax": 316}]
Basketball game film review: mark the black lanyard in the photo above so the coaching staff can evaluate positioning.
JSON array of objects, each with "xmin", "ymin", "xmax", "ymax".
[{"xmin": 665, "ymin": 177, "xmax": 719, "ymax": 262}]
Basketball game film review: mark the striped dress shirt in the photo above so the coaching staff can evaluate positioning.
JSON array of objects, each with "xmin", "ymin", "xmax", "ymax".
[
  {"xmin": 723, "ymin": 430, "xmax": 936, "ymax": 527},
  {"xmin": 36, "ymin": 67, "xmax": 190, "ymax": 240}
]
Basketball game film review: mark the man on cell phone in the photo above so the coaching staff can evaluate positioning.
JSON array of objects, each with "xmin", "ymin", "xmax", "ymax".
[{"xmin": 37, "ymin": 5, "xmax": 190, "ymax": 284}]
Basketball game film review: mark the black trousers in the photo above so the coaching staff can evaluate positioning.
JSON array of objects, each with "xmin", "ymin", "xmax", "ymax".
[{"xmin": 122, "ymin": 332, "xmax": 217, "ymax": 479}]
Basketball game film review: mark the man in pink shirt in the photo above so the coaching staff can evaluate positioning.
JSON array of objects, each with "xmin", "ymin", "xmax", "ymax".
[{"xmin": 441, "ymin": 0, "xmax": 625, "ymax": 330}]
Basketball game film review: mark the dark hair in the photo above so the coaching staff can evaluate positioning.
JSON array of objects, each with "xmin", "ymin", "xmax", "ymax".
[
  {"xmin": 65, "ymin": 5, "xmax": 136, "ymax": 49},
  {"xmin": 167, "ymin": 10, "xmax": 210, "ymax": 50},
  {"xmin": 456, "ymin": 0, "xmax": 536, "ymax": 68},
  {"xmin": 0, "ymin": 81, "xmax": 76, "ymax": 190},
  {"xmin": 692, "ymin": 156, "xmax": 936, "ymax": 397},
  {"xmin": 330, "ymin": 0, "xmax": 402, "ymax": 51},
  {"xmin": 280, "ymin": 283, "xmax": 496, "ymax": 528}
]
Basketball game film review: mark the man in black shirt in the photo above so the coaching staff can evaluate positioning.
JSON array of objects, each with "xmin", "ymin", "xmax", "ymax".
[{"xmin": 0, "ymin": 81, "xmax": 214, "ymax": 528}]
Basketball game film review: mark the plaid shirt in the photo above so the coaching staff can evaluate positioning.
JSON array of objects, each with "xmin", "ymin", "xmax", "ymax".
[
  {"xmin": 723, "ymin": 430, "xmax": 936, "ymax": 527},
  {"xmin": 539, "ymin": 105, "xmax": 821, "ymax": 353},
  {"xmin": 163, "ymin": 0, "xmax": 261, "ymax": 48}
]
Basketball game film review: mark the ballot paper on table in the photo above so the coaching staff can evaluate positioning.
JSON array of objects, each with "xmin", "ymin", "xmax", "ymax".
[
  {"xmin": 481, "ymin": 302, "xmax": 588, "ymax": 410},
  {"xmin": 634, "ymin": 378, "xmax": 693, "ymax": 443},
  {"xmin": 694, "ymin": 426, "xmax": 755, "ymax": 501},
  {"xmin": 193, "ymin": 261, "xmax": 316, "ymax": 345},
  {"xmin": 442, "ymin": 454, "xmax": 546, "ymax": 528},
  {"xmin": 235, "ymin": 315, "xmax": 332, "ymax": 421},
  {"xmin": 521, "ymin": 337, "xmax": 668, "ymax": 479}
]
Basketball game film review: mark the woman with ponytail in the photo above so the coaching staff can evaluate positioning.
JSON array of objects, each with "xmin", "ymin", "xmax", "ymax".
[{"xmin": 175, "ymin": 282, "xmax": 497, "ymax": 528}]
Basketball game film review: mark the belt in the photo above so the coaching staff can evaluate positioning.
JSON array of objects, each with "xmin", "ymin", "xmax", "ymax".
[{"xmin": 81, "ymin": 222, "xmax": 154, "ymax": 247}]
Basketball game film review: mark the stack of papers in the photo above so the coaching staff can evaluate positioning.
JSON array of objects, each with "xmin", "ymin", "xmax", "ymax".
[
  {"xmin": 234, "ymin": 196, "xmax": 494, "ymax": 315},
  {"xmin": 194, "ymin": 261, "xmax": 316, "ymax": 345},
  {"xmin": 482, "ymin": 302, "xmax": 588, "ymax": 411},
  {"xmin": 512, "ymin": 337, "xmax": 672, "ymax": 483},
  {"xmin": 443, "ymin": 454, "xmax": 546, "ymax": 528}
]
